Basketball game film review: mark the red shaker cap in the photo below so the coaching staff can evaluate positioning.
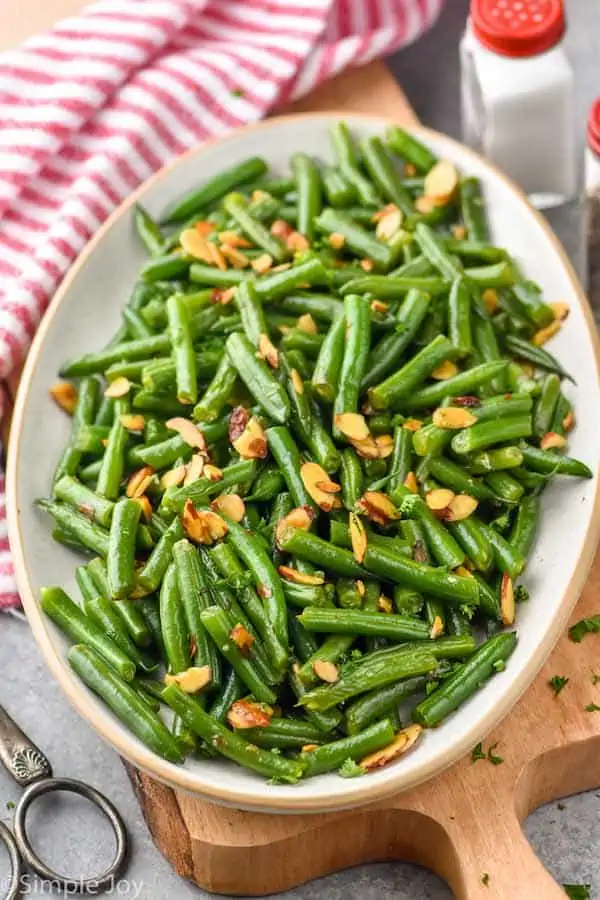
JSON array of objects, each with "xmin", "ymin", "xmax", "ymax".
[
  {"xmin": 588, "ymin": 99, "xmax": 600, "ymax": 158},
  {"xmin": 471, "ymin": 0, "xmax": 565, "ymax": 58}
]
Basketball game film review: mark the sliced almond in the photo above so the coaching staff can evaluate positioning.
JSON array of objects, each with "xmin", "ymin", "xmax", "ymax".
[
  {"xmin": 77, "ymin": 504, "xmax": 95, "ymax": 520},
  {"xmin": 160, "ymin": 465, "xmax": 186, "ymax": 490},
  {"xmin": 104, "ymin": 377, "xmax": 131, "ymax": 399},
  {"xmin": 275, "ymin": 506, "xmax": 314, "ymax": 548},
  {"xmin": 432, "ymin": 407, "xmax": 477, "ymax": 430},
  {"xmin": 445, "ymin": 493, "xmax": 479, "ymax": 522},
  {"xmin": 180, "ymin": 229, "xmax": 213, "ymax": 262},
  {"xmin": 232, "ymin": 416, "xmax": 268, "ymax": 460},
  {"xmin": 302, "ymin": 743, "xmax": 319, "ymax": 753},
  {"xmin": 334, "ymin": 412, "xmax": 371, "ymax": 442},
  {"xmin": 220, "ymin": 244, "xmax": 250, "ymax": 269},
  {"xmin": 218, "ymin": 230, "xmax": 251, "ymax": 248},
  {"xmin": 278, "ymin": 565, "xmax": 324, "ymax": 586},
  {"xmin": 350, "ymin": 435, "xmax": 382, "ymax": 460},
  {"xmin": 426, "ymin": 488, "xmax": 456, "ymax": 512},
  {"xmin": 551, "ymin": 301, "xmax": 570, "ymax": 321},
  {"xmin": 454, "ymin": 565, "xmax": 474, "ymax": 579},
  {"xmin": 328, "ymin": 232, "xmax": 345, "ymax": 250},
  {"xmin": 227, "ymin": 699, "xmax": 272, "ymax": 730},
  {"xmin": 120, "ymin": 413, "xmax": 145, "ymax": 432},
  {"xmin": 49, "ymin": 382, "xmax": 77, "ymax": 415},
  {"xmin": 313, "ymin": 660, "xmax": 339, "ymax": 683},
  {"xmin": 286, "ymin": 231, "xmax": 310, "ymax": 252},
  {"xmin": 540, "ymin": 431, "xmax": 567, "ymax": 451},
  {"xmin": 211, "ymin": 493, "xmax": 245, "ymax": 522},
  {"xmin": 271, "ymin": 219, "xmax": 293, "ymax": 239},
  {"xmin": 133, "ymin": 495, "xmax": 153, "ymax": 522},
  {"xmin": 424, "ymin": 160, "xmax": 458, "ymax": 206},
  {"xmin": 377, "ymin": 594, "xmax": 393, "ymax": 613},
  {"xmin": 357, "ymin": 491, "xmax": 400, "ymax": 527},
  {"xmin": 182, "ymin": 500, "xmax": 228, "ymax": 544},
  {"xmin": 126, "ymin": 466, "xmax": 154, "ymax": 499},
  {"xmin": 207, "ymin": 241, "xmax": 227, "ymax": 271},
  {"xmin": 258, "ymin": 333, "xmax": 279, "ymax": 368},
  {"xmin": 370, "ymin": 300, "xmax": 389, "ymax": 315},
  {"xmin": 375, "ymin": 434, "xmax": 394, "ymax": 458},
  {"xmin": 251, "ymin": 189, "xmax": 269, "ymax": 202},
  {"xmin": 454, "ymin": 395, "xmax": 481, "ymax": 408},
  {"xmin": 500, "ymin": 573, "xmax": 515, "ymax": 626},
  {"xmin": 360, "ymin": 258, "xmax": 375, "ymax": 272},
  {"xmin": 430, "ymin": 615, "xmax": 444, "ymax": 639},
  {"xmin": 360, "ymin": 724, "xmax": 423, "ymax": 771},
  {"xmin": 212, "ymin": 286, "xmax": 237, "ymax": 305},
  {"xmin": 166, "ymin": 417, "xmax": 207, "ymax": 451},
  {"xmin": 451, "ymin": 224, "xmax": 467, "ymax": 240},
  {"xmin": 296, "ymin": 313, "xmax": 317, "ymax": 335},
  {"xmin": 251, "ymin": 253, "xmax": 273, "ymax": 274},
  {"xmin": 183, "ymin": 454, "xmax": 205, "ymax": 487},
  {"xmin": 414, "ymin": 195, "xmax": 437, "ymax": 215},
  {"xmin": 482, "ymin": 288, "xmax": 499, "ymax": 314},
  {"xmin": 291, "ymin": 368, "xmax": 304, "ymax": 394},
  {"xmin": 562, "ymin": 410, "xmax": 575, "ymax": 432},
  {"xmin": 402, "ymin": 418, "xmax": 423, "ymax": 432},
  {"xmin": 371, "ymin": 203, "xmax": 398, "ymax": 224},
  {"xmin": 533, "ymin": 320, "xmax": 561, "ymax": 346},
  {"xmin": 300, "ymin": 462, "xmax": 342, "ymax": 512},
  {"xmin": 194, "ymin": 221, "xmax": 215, "ymax": 237},
  {"xmin": 356, "ymin": 580, "xmax": 366, "ymax": 598},
  {"xmin": 349, "ymin": 512, "xmax": 367, "ymax": 565},
  {"xmin": 431, "ymin": 360, "xmax": 459, "ymax": 381},
  {"xmin": 375, "ymin": 207, "xmax": 403, "ymax": 242},
  {"xmin": 404, "ymin": 471, "xmax": 418, "ymax": 494},
  {"xmin": 405, "ymin": 163, "xmax": 417, "ymax": 177},
  {"xmin": 230, "ymin": 623, "xmax": 254, "ymax": 656},
  {"xmin": 164, "ymin": 665, "xmax": 212, "ymax": 694},
  {"xmin": 203, "ymin": 464, "xmax": 223, "ymax": 482},
  {"xmin": 228, "ymin": 406, "xmax": 249, "ymax": 443}
]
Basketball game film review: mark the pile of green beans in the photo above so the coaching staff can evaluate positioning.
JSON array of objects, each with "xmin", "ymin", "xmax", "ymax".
[{"xmin": 39, "ymin": 123, "xmax": 592, "ymax": 783}]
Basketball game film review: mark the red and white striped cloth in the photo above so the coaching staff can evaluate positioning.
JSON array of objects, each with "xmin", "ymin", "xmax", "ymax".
[{"xmin": 0, "ymin": 0, "xmax": 443, "ymax": 608}]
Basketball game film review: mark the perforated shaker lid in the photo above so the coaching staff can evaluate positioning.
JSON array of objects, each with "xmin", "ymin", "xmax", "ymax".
[{"xmin": 471, "ymin": 0, "xmax": 566, "ymax": 58}]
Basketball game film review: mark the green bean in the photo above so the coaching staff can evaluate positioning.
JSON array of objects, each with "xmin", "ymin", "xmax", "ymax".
[
  {"xmin": 361, "ymin": 288, "xmax": 431, "ymax": 390},
  {"xmin": 345, "ymin": 676, "xmax": 427, "ymax": 736},
  {"xmin": 122, "ymin": 306, "xmax": 154, "ymax": 340},
  {"xmin": 172, "ymin": 539, "xmax": 219, "ymax": 677},
  {"xmin": 504, "ymin": 333, "xmax": 573, "ymax": 381},
  {"xmin": 340, "ymin": 449, "xmax": 364, "ymax": 511},
  {"xmin": 413, "ymin": 632, "xmax": 517, "ymax": 727},
  {"xmin": 386, "ymin": 126, "xmax": 437, "ymax": 174},
  {"xmin": 341, "ymin": 274, "xmax": 448, "ymax": 300},
  {"xmin": 330, "ymin": 122, "xmax": 382, "ymax": 207},
  {"xmin": 278, "ymin": 527, "xmax": 365, "ymax": 578},
  {"xmin": 192, "ymin": 355, "xmax": 237, "ymax": 423},
  {"xmin": 485, "ymin": 471, "xmax": 524, "ymax": 504},
  {"xmin": 160, "ymin": 459, "xmax": 257, "ymax": 515},
  {"xmin": 482, "ymin": 523, "xmax": 526, "ymax": 578},
  {"xmin": 425, "ymin": 456, "xmax": 495, "ymax": 502},
  {"xmin": 511, "ymin": 281, "xmax": 555, "ymax": 328},
  {"xmin": 473, "ymin": 317, "xmax": 507, "ymax": 394},
  {"xmin": 411, "ymin": 424, "xmax": 450, "ymax": 458},
  {"xmin": 369, "ymin": 334, "xmax": 458, "ymax": 410},
  {"xmin": 403, "ymin": 361, "xmax": 508, "ymax": 410},
  {"xmin": 361, "ymin": 136, "xmax": 413, "ymax": 215},
  {"xmin": 239, "ymin": 718, "xmax": 325, "ymax": 750},
  {"xmin": 291, "ymin": 153, "xmax": 322, "ymax": 240},
  {"xmin": 37, "ymin": 500, "xmax": 109, "ymax": 557},
  {"xmin": 533, "ymin": 374, "xmax": 561, "ymax": 437},
  {"xmin": 467, "ymin": 446, "xmax": 524, "ymax": 473},
  {"xmin": 472, "ymin": 393, "xmax": 533, "ymax": 423},
  {"xmin": 107, "ymin": 498, "xmax": 140, "ymax": 599},
  {"xmin": 518, "ymin": 443, "xmax": 592, "ymax": 478},
  {"xmin": 390, "ymin": 253, "xmax": 433, "ymax": 278},
  {"xmin": 387, "ymin": 425, "xmax": 413, "ymax": 492},
  {"xmin": 208, "ymin": 669, "xmax": 244, "ymax": 723},
  {"xmin": 138, "ymin": 519, "xmax": 184, "ymax": 592},
  {"xmin": 333, "ymin": 294, "xmax": 371, "ymax": 436},
  {"xmin": 233, "ymin": 280, "xmax": 268, "ymax": 347},
  {"xmin": 414, "ymin": 223, "xmax": 462, "ymax": 280},
  {"xmin": 279, "ymin": 353, "xmax": 339, "ymax": 473},
  {"xmin": 160, "ymin": 563, "xmax": 191, "ymax": 675},
  {"xmin": 298, "ymin": 607, "xmax": 430, "ymax": 642},
  {"xmin": 301, "ymin": 719, "xmax": 396, "ymax": 776},
  {"xmin": 245, "ymin": 464, "xmax": 285, "ymax": 502},
  {"xmin": 451, "ymin": 416, "xmax": 532, "ymax": 455},
  {"xmin": 322, "ymin": 166, "xmax": 355, "ymax": 207},
  {"xmin": 223, "ymin": 192, "xmax": 287, "ymax": 262},
  {"xmin": 253, "ymin": 257, "xmax": 326, "ymax": 303},
  {"xmin": 278, "ymin": 292, "xmax": 343, "ymax": 324},
  {"xmin": 54, "ymin": 476, "xmax": 114, "ymax": 528},
  {"xmin": 134, "ymin": 203, "xmax": 165, "ymax": 256},
  {"xmin": 391, "ymin": 484, "xmax": 466, "ymax": 569},
  {"xmin": 226, "ymin": 332, "xmax": 289, "ymax": 424},
  {"xmin": 265, "ymin": 425, "xmax": 313, "ymax": 509},
  {"xmin": 72, "ymin": 424, "xmax": 111, "ymax": 455},
  {"xmin": 163, "ymin": 157, "xmax": 268, "ymax": 223},
  {"xmin": 315, "ymin": 209, "xmax": 393, "ymax": 272},
  {"xmin": 459, "ymin": 177, "xmax": 489, "ymax": 242},
  {"xmin": 443, "ymin": 239, "xmax": 505, "ymax": 264},
  {"xmin": 447, "ymin": 516, "xmax": 493, "ymax": 572},
  {"xmin": 311, "ymin": 311, "xmax": 345, "ymax": 403},
  {"xmin": 509, "ymin": 494, "xmax": 541, "ymax": 561},
  {"xmin": 54, "ymin": 377, "xmax": 99, "ymax": 484},
  {"xmin": 189, "ymin": 263, "xmax": 250, "ymax": 288},
  {"xmin": 166, "ymin": 293, "xmax": 197, "ymax": 405},
  {"xmin": 448, "ymin": 276, "xmax": 472, "ymax": 357},
  {"xmin": 140, "ymin": 252, "xmax": 190, "ymax": 284}
]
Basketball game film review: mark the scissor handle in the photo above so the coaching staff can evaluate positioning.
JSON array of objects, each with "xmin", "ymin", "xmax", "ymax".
[
  {"xmin": 0, "ymin": 822, "xmax": 22, "ymax": 900},
  {"xmin": 13, "ymin": 777, "xmax": 128, "ymax": 894},
  {"xmin": 0, "ymin": 704, "xmax": 52, "ymax": 787}
]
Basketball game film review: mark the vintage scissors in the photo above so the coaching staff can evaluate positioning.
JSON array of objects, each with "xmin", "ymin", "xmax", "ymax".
[{"xmin": 0, "ymin": 703, "xmax": 128, "ymax": 897}]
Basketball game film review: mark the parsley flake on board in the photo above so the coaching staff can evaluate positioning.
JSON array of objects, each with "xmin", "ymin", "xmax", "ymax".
[
  {"xmin": 471, "ymin": 742, "xmax": 503, "ymax": 765},
  {"xmin": 584, "ymin": 703, "xmax": 600, "ymax": 713},
  {"xmin": 569, "ymin": 615, "xmax": 600, "ymax": 643},
  {"xmin": 481, "ymin": 873, "xmax": 490, "ymax": 887},
  {"xmin": 563, "ymin": 885, "xmax": 591, "ymax": 899},
  {"xmin": 592, "ymin": 673, "xmax": 600, "ymax": 685},
  {"xmin": 549, "ymin": 675, "xmax": 569, "ymax": 696}
]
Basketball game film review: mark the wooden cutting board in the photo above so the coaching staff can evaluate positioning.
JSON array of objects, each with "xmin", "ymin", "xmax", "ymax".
[{"xmin": 2, "ymin": 40, "xmax": 599, "ymax": 898}]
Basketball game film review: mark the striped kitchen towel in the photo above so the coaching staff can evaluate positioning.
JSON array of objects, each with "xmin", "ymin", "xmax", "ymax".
[{"xmin": 0, "ymin": 0, "xmax": 443, "ymax": 607}]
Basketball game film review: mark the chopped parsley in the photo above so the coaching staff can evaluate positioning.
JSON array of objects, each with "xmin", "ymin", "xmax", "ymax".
[
  {"xmin": 481, "ymin": 873, "xmax": 490, "ymax": 887},
  {"xmin": 557, "ymin": 802, "xmax": 566, "ymax": 811},
  {"xmin": 549, "ymin": 675, "xmax": 569, "ymax": 696},
  {"xmin": 6, "ymin": 801, "xmax": 14, "ymax": 811},
  {"xmin": 592, "ymin": 673, "xmax": 600, "ymax": 685},
  {"xmin": 515, "ymin": 585, "xmax": 530, "ymax": 603},
  {"xmin": 563, "ymin": 885, "xmax": 591, "ymax": 899},
  {"xmin": 471, "ymin": 743, "xmax": 486, "ymax": 763},
  {"xmin": 585, "ymin": 703, "xmax": 600, "ymax": 713},
  {"xmin": 471, "ymin": 742, "xmax": 503, "ymax": 765},
  {"xmin": 338, "ymin": 758, "xmax": 365, "ymax": 778},
  {"xmin": 569, "ymin": 615, "xmax": 600, "ymax": 643}
]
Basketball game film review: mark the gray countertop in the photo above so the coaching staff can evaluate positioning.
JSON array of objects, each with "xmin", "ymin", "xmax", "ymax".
[{"xmin": 2, "ymin": 2, "xmax": 599, "ymax": 897}]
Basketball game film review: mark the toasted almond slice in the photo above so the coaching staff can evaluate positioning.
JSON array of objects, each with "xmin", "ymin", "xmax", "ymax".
[
  {"xmin": 258, "ymin": 333, "xmax": 279, "ymax": 368},
  {"xmin": 286, "ymin": 231, "xmax": 310, "ymax": 252},
  {"xmin": 562, "ymin": 410, "xmax": 575, "ymax": 432},
  {"xmin": 194, "ymin": 221, "xmax": 215, "ymax": 237},
  {"xmin": 211, "ymin": 493, "xmax": 245, "ymax": 522},
  {"xmin": 356, "ymin": 580, "xmax": 366, "ymax": 598},
  {"xmin": 328, "ymin": 232, "xmax": 346, "ymax": 250},
  {"xmin": 203, "ymin": 464, "xmax": 223, "ymax": 482},
  {"xmin": 414, "ymin": 195, "xmax": 437, "ymax": 215},
  {"xmin": 377, "ymin": 594, "xmax": 393, "ymax": 613},
  {"xmin": 183, "ymin": 453, "xmax": 205, "ymax": 486},
  {"xmin": 431, "ymin": 360, "xmax": 459, "ymax": 381},
  {"xmin": 349, "ymin": 512, "xmax": 367, "ymax": 565},
  {"xmin": 278, "ymin": 565, "xmax": 325, "ymax": 586},
  {"xmin": 166, "ymin": 417, "xmax": 207, "ymax": 450},
  {"xmin": 376, "ymin": 207, "xmax": 403, "ymax": 242},
  {"xmin": 220, "ymin": 244, "xmax": 250, "ymax": 269},
  {"xmin": 301, "ymin": 462, "xmax": 342, "ymax": 511},
  {"xmin": 206, "ymin": 241, "xmax": 227, "ymax": 271},
  {"xmin": 501, "ymin": 573, "xmax": 515, "ymax": 626},
  {"xmin": 302, "ymin": 743, "xmax": 319, "ymax": 753},
  {"xmin": 454, "ymin": 565, "xmax": 474, "ymax": 579},
  {"xmin": 251, "ymin": 189, "xmax": 269, "ymax": 202},
  {"xmin": 482, "ymin": 288, "xmax": 500, "ymax": 314},
  {"xmin": 180, "ymin": 229, "xmax": 213, "ymax": 263},
  {"xmin": 432, "ymin": 407, "xmax": 477, "ymax": 430},
  {"xmin": 360, "ymin": 258, "xmax": 375, "ymax": 272},
  {"xmin": 126, "ymin": 466, "xmax": 154, "ymax": 499},
  {"xmin": 424, "ymin": 160, "xmax": 458, "ymax": 206},
  {"xmin": 230, "ymin": 624, "xmax": 255, "ymax": 656},
  {"xmin": 446, "ymin": 493, "xmax": 479, "ymax": 522},
  {"xmin": 215, "ymin": 286, "xmax": 237, "ymax": 305},
  {"xmin": 360, "ymin": 724, "xmax": 423, "ymax": 771},
  {"xmin": 104, "ymin": 377, "xmax": 131, "ymax": 399},
  {"xmin": 451, "ymin": 223, "xmax": 467, "ymax": 240},
  {"xmin": 119, "ymin": 413, "xmax": 145, "ymax": 432},
  {"xmin": 357, "ymin": 491, "xmax": 400, "ymax": 527},
  {"xmin": 402, "ymin": 418, "xmax": 423, "ymax": 432},
  {"xmin": 426, "ymin": 488, "xmax": 456, "ymax": 512},
  {"xmin": 371, "ymin": 203, "xmax": 398, "ymax": 223},
  {"xmin": 160, "ymin": 465, "xmax": 187, "ymax": 490},
  {"xmin": 275, "ymin": 506, "xmax": 314, "ymax": 548},
  {"xmin": 49, "ymin": 382, "xmax": 77, "ymax": 415},
  {"xmin": 540, "ymin": 431, "xmax": 567, "ymax": 451},
  {"xmin": 350, "ymin": 435, "xmax": 381, "ymax": 460},
  {"xmin": 271, "ymin": 219, "xmax": 293, "ymax": 239},
  {"xmin": 551, "ymin": 301, "xmax": 570, "ymax": 321},
  {"xmin": 77, "ymin": 504, "xmax": 95, "ymax": 520},
  {"xmin": 370, "ymin": 300, "xmax": 389, "ymax": 315},
  {"xmin": 334, "ymin": 412, "xmax": 371, "ymax": 442},
  {"xmin": 227, "ymin": 699, "xmax": 272, "ymax": 730},
  {"xmin": 164, "ymin": 665, "xmax": 212, "ymax": 694},
  {"xmin": 405, "ymin": 163, "xmax": 417, "ymax": 177},
  {"xmin": 315, "ymin": 479, "xmax": 342, "ymax": 494},
  {"xmin": 430, "ymin": 615, "xmax": 445, "ymax": 639},
  {"xmin": 233, "ymin": 416, "xmax": 268, "ymax": 460},
  {"xmin": 374, "ymin": 434, "xmax": 394, "ymax": 459},
  {"xmin": 251, "ymin": 253, "xmax": 274, "ymax": 274},
  {"xmin": 228, "ymin": 406, "xmax": 249, "ymax": 443},
  {"xmin": 218, "ymin": 230, "xmax": 251, "ymax": 248},
  {"xmin": 533, "ymin": 320, "xmax": 561, "ymax": 346},
  {"xmin": 296, "ymin": 313, "xmax": 318, "ymax": 335},
  {"xmin": 313, "ymin": 660, "xmax": 339, "ymax": 683},
  {"xmin": 133, "ymin": 495, "xmax": 153, "ymax": 522},
  {"xmin": 182, "ymin": 500, "xmax": 228, "ymax": 544},
  {"xmin": 290, "ymin": 368, "xmax": 304, "ymax": 394},
  {"xmin": 404, "ymin": 471, "xmax": 418, "ymax": 494},
  {"xmin": 454, "ymin": 395, "xmax": 481, "ymax": 408}
]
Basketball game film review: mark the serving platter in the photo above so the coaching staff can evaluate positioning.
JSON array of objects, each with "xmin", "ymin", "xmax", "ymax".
[{"xmin": 7, "ymin": 98, "xmax": 600, "ymax": 818}]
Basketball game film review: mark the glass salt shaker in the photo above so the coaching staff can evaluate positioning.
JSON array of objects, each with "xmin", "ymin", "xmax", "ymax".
[
  {"xmin": 586, "ymin": 98, "xmax": 600, "ymax": 317},
  {"xmin": 460, "ymin": 0, "xmax": 576, "ymax": 210}
]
